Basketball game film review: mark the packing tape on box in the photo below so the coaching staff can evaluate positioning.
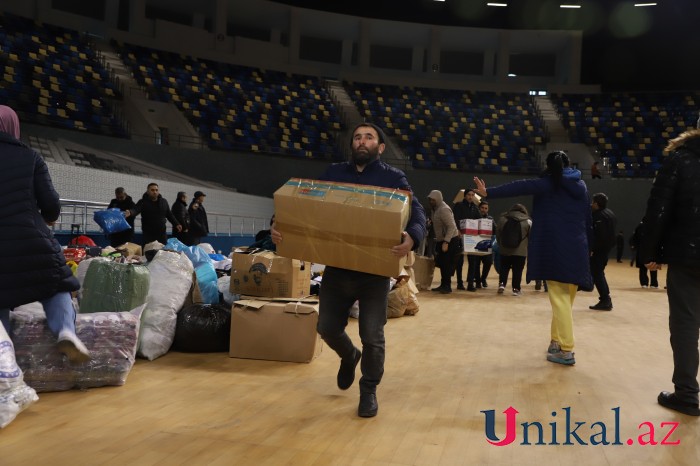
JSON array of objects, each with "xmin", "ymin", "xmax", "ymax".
[{"xmin": 275, "ymin": 222, "xmax": 399, "ymax": 249}]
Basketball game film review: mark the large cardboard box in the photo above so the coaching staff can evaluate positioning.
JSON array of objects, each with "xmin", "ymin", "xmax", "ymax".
[
  {"xmin": 230, "ymin": 298, "xmax": 322, "ymax": 363},
  {"xmin": 274, "ymin": 178, "xmax": 412, "ymax": 277},
  {"xmin": 230, "ymin": 249, "xmax": 310, "ymax": 298}
]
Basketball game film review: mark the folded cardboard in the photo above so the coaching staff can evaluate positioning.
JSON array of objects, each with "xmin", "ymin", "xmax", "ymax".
[
  {"xmin": 274, "ymin": 178, "xmax": 412, "ymax": 277},
  {"xmin": 230, "ymin": 298, "xmax": 322, "ymax": 363},
  {"xmin": 230, "ymin": 249, "xmax": 310, "ymax": 298},
  {"xmin": 411, "ymin": 255, "xmax": 435, "ymax": 291},
  {"xmin": 116, "ymin": 242, "xmax": 143, "ymax": 257}
]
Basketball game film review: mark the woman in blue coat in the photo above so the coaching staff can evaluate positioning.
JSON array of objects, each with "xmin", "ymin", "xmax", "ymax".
[
  {"xmin": 474, "ymin": 151, "xmax": 592, "ymax": 365},
  {"xmin": 0, "ymin": 105, "xmax": 90, "ymax": 363}
]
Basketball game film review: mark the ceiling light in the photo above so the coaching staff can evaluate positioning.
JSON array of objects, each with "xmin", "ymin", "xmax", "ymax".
[
  {"xmin": 634, "ymin": 3, "xmax": 657, "ymax": 6},
  {"xmin": 508, "ymin": 73, "xmax": 516, "ymax": 77},
  {"xmin": 487, "ymin": 2, "xmax": 508, "ymax": 6},
  {"xmin": 433, "ymin": 0, "xmax": 446, "ymax": 2},
  {"xmin": 560, "ymin": 4, "xmax": 582, "ymax": 8}
]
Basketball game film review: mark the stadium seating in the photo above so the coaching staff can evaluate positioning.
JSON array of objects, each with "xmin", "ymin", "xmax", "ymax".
[
  {"xmin": 0, "ymin": 13, "xmax": 126, "ymax": 137},
  {"xmin": 116, "ymin": 42, "xmax": 342, "ymax": 159},
  {"xmin": 552, "ymin": 92, "xmax": 699, "ymax": 177},
  {"xmin": 346, "ymin": 82, "xmax": 546, "ymax": 172}
]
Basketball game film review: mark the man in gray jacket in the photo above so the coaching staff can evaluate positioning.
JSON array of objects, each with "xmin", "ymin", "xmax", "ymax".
[{"xmin": 428, "ymin": 190, "xmax": 461, "ymax": 294}]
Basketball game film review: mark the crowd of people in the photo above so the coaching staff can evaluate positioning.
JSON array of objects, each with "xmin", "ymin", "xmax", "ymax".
[
  {"xmin": 1, "ymin": 99, "xmax": 698, "ymax": 420},
  {"xmin": 108, "ymin": 185, "xmax": 209, "ymax": 248}
]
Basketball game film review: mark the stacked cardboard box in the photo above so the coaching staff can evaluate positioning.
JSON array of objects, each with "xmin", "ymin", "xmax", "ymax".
[
  {"xmin": 230, "ymin": 249, "xmax": 310, "ymax": 299},
  {"xmin": 461, "ymin": 218, "xmax": 494, "ymax": 254},
  {"xmin": 229, "ymin": 248, "xmax": 320, "ymax": 363}
]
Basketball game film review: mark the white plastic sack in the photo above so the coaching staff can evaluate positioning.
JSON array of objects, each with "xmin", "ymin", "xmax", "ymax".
[
  {"xmin": 0, "ymin": 322, "xmax": 38, "ymax": 428},
  {"xmin": 198, "ymin": 243, "xmax": 215, "ymax": 254},
  {"xmin": 138, "ymin": 250, "xmax": 193, "ymax": 360}
]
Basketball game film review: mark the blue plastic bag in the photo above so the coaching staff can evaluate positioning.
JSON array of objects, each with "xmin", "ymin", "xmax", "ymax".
[
  {"xmin": 166, "ymin": 238, "xmax": 219, "ymax": 304},
  {"xmin": 94, "ymin": 208, "xmax": 131, "ymax": 234}
]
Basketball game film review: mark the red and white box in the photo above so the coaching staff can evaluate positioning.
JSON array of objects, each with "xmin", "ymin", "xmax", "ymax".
[
  {"xmin": 459, "ymin": 219, "xmax": 479, "ymax": 235},
  {"xmin": 478, "ymin": 218, "xmax": 493, "ymax": 236}
]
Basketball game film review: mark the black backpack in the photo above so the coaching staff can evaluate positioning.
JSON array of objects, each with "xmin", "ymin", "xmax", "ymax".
[{"xmin": 500, "ymin": 217, "xmax": 524, "ymax": 248}]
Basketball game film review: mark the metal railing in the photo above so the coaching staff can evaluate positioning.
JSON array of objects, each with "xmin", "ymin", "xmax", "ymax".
[{"xmin": 55, "ymin": 199, "xmax": 269, "ymax": 237}]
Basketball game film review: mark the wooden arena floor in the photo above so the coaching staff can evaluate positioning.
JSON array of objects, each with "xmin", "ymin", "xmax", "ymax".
[{"xmin": 2, "ymin": 261, "xmax": 699, "ymax": 465}]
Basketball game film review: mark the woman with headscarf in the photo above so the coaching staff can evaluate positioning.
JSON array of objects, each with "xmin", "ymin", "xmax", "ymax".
[
  {"xmin": 474, "ymin": 151, "xmax": 592, "ymax": 365},
  {"xmin": 0, "ymin": 105, "xmax": 90, "ymax": 363}
]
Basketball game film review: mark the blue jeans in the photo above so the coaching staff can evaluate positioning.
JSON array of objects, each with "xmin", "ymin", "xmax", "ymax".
[
  {"xmin": 317, "ymin": 267, "xmax": 389, "ymax": 394},
  {"xmin": 0, "ymin": 291, "xmax": 77, "ymax": 337}
]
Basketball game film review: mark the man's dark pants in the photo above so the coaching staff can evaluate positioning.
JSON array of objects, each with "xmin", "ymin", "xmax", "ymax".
[
  {"xmin": 668, "ymin": 264, "xmax": 700, "ymax": 404},
  {"xmin": 317, "ymin": 267, "xmax": 390, "ymax": 394},
  {"xmin": 590, "ymin": 252, "xmax": 611, "ymax": 301}
]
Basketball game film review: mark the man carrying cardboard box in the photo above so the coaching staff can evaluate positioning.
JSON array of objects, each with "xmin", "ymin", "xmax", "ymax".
[{"xmin": 272, "ymin": 122, "xmax": 426, "ymax": 418}]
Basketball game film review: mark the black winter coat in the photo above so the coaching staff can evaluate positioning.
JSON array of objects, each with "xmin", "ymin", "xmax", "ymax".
[
  {"xmin": 130, "ymin": 193, "xmax": 179, "ymax": 238},
  {"xmin": 641, "ymin": 131, "xmax": 700, "ymax": 267},
  {"xmin": 171, "ymin": 200, "xmax": 189, "ymax": 234},
  {"xmin": 591, "ymin": 207, "xmax": 617, "ymax": 254},
  {"xmin": 189, "ymin": 201, "xmax": 209, "ymax": 235},
  {"xmin": 0, "ymin": 132, "xmax": 79, "ymax": 308}
]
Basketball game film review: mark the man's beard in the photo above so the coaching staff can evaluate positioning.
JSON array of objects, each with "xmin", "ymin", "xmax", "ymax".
[{"xmin": 351, "ymin": 146, "xmax": 378, "ymax": 167}]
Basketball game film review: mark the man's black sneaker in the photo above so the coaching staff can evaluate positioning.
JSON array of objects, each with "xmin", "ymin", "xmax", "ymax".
[
  {"xmin": 358, "ymin": 392, "xmax": 378, "ymax": 418},
  {"xmin": 337, "ymin": 348, "xmax": 361, "ymax": 390},
  {"xmin": 658, "ymin": 391, "xmax": 700, "ymax": 416}
]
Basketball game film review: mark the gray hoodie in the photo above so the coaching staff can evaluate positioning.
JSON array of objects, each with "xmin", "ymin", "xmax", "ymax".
[{"xmin": 428, "ymin": 190, "xmax": 459, "ymax": 242}]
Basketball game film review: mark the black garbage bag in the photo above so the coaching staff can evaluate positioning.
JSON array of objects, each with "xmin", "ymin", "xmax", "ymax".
[{"xmin": 173, "ymin": 304, "xmax": 231, "ymax": 352}]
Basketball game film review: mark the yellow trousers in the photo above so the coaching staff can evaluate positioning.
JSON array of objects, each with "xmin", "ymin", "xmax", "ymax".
[{"xmin": 547, "ymin": 280, "xmax": 578, "ymax": 352}]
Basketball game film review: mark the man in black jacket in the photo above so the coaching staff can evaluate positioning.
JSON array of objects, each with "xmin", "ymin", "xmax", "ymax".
[
  {"xmin": 641, "ymin": 118, "xmax": 700, "ymax": 416},
  {"xmin": 588, "ymin": 192, "xmax": 617, "ymax": 311},
  {"xmin": 126, "ymin": 183, "xmax": 181, "ymax": 246},
  {"xmin": 0, "ymin": 105, "xmax": 89, "ymax": 363},
  {"xmin": 171, "ymin": 191, "xmax": 190, "ymax": 245},
  {"xmin": 452, "ymin": 189, "xmax": 481, "ymax": 291},
  {"xmin": 190, "ymin": 191, "xmax": 209, "ymax": 240},
  {"xmin": 107, "ymin": 187, "xmax": 136, "ymax": 247}
]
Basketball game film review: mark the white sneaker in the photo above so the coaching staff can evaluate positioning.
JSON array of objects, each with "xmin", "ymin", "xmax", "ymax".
[
  {"xmin": 57, "ymin": 330, "xmax": 91, "ymax": 364},
  {"xmin": 498, "ymin": 284, "xmax": 505, "ymax": 294},
  {"xmin": 512, "ymin": 289, "xmax": 521, "ymax": 296}
]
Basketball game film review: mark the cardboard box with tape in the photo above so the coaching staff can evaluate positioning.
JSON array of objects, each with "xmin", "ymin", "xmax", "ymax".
[{"xmin": 274, "ymin": 178, "xmax": 412, "ymax": 277}]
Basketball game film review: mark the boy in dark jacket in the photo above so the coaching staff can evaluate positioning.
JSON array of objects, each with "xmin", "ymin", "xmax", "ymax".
[{"xmin": 589, "ymin": 192, "xmax": 617, "ymax": 310}]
